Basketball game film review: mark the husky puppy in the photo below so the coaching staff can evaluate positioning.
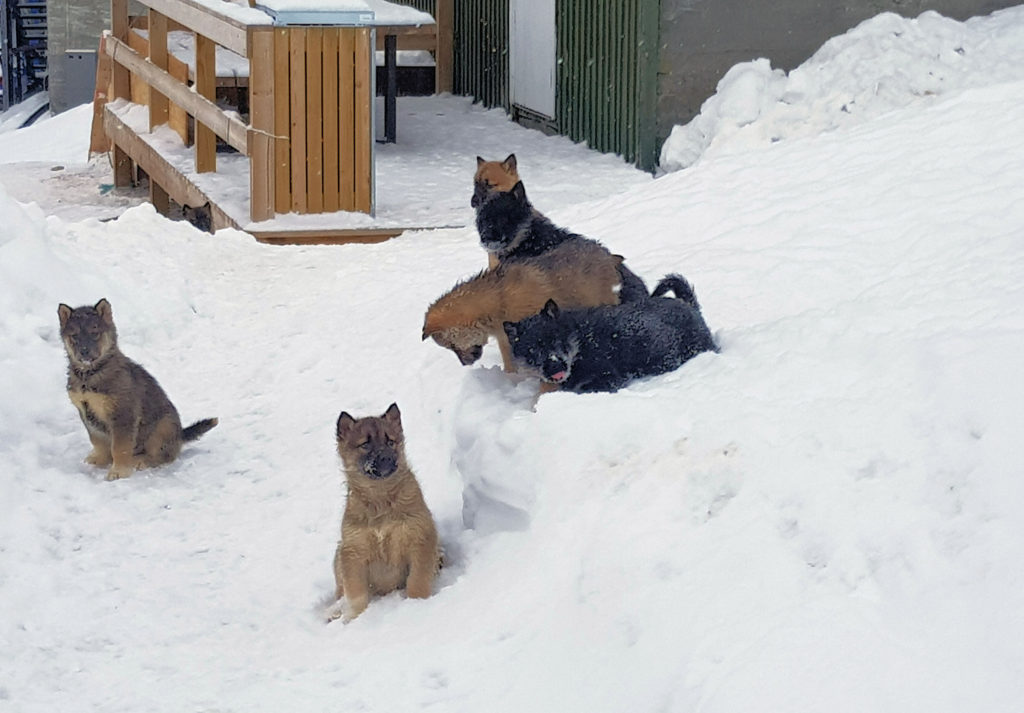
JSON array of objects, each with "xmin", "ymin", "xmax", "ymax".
[
  {"xmin": 423, "ymin": 240, "xmax": 625, "ymax": 370},
  {"xmin": 58, "ymin": 299, "xmax": 217, "ymax": 480},
  {"xmin": 329, "ymin": 404, "xmax": 441, "ymax": 622},
  {"xmin": 471, "ymin": 153, "xmax": 520, "ymax": 209},
  {"xmin": 474, "ymin": 180, "xmax": 648, "ymax": 301},
  {"xmin": 502, "ymin": 275, "xmax": 717, "ymax": 393}
]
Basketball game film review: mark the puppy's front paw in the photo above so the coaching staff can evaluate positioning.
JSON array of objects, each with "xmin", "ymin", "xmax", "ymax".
[
  {"xmin": 85, "ymin": 450, "xmax": 112, "ymax": 466},
  {"xmin": 105, "ymin": 464, "xmax": 134, "ymax": 481},
  {"xmin": 324, "ymin": 599, "xmax": 346, "ymax": 623}
]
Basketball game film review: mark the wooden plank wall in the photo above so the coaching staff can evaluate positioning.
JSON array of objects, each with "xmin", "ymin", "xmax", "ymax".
[{"xmin": 260, "ymin": 25, "xmax": 372, "ymax": 221}]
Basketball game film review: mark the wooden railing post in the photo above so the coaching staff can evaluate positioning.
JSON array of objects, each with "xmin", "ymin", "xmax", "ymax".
[
  {"xmin": 195, "ymin": 34, "xmax": 216, "ymax": 172},
  {"xmin": 435, "ymin": 0, "xmax": 453, "ymax": 94},
  {"xmin": 248, "ymin": 28, "xmax": 275, "ymax": 222},
  {"xmin": 148, "ymin": 10, "xmax": 170, "ymax": 131}
]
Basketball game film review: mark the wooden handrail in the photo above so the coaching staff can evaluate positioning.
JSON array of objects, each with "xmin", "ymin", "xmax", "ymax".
[
  {"xmin": 104, "ymin": 34, "xmax": 250, "ymax": 153},
  {"xmin": 133, "ymin": 0, "xmax": 253, "ymax": 57}
]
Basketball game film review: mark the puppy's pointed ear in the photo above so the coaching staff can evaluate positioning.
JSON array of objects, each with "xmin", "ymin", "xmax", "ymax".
[
  {"xmin": 541, "ymin": 299, "xmax": 560, "ymax": 319},
  {"xmin": 336, "ymin": 411, "xmax": 356, "ymax": 440},
  {"xmin": 511, "ymin": 181, "xmax": 527, "ymax": 202},
  {"xmin": 503, "ymin": 154, "xmax": 517, "ymax": 174},
  {"xmin": 476, "ymin": 156, "xmax": 485, "ymax": 167},
  {"xmin": 383, "ymin": 403, "xmax": 403, "ymax": 433},
  {"xmin": 58, "ymin": 304, "xmax": 73, "ymax": 328},
  {"xmin": 94, "ymin": 298, "xmax": 113, "ymax": 324}
]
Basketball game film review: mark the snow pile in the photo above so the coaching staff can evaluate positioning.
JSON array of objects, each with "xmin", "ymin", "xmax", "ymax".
[
  {"xmin": 2, "ymin": 8, "xmax": 1024, "ymax": 713},
  {"xmin": 660, "ymin": 6, "xmax": 1024, "ymax": 171}
]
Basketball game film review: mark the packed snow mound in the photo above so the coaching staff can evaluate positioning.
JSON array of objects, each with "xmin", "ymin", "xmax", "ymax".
[{"xmin": 660, "ymin": 6, "xmax": 1024, "ymax": 172}]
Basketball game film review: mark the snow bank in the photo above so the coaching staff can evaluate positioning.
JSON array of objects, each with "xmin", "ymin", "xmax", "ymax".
[{"xmin": 660, "ymin": 6, "xmax": 1024, "ymax": 172}]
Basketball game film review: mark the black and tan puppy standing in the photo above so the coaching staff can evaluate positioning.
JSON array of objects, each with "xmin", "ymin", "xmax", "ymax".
[
  {"xmin": 329, "ymin": 403, "xmax": 440, "ymax": 622},
  {"xmin": 58, "ymin": 299, "xmax": 217, "ymax": 481}
]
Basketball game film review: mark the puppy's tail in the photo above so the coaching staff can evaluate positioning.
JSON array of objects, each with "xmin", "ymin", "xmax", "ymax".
[
  {"xmin": 652, "ymin": 274, "xmax": 700, "ymax": 310},
  {"xmin": 182, "ymin": 417, "xmax": 219, "ymax": 442}
]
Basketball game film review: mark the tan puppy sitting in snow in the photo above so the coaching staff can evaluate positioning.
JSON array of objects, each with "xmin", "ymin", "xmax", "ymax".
[{"xmin": 328, "ymin": 403, "xmax": 441, "ymax": 622}]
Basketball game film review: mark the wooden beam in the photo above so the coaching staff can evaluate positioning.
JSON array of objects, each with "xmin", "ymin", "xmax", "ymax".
[
  {"xmin": 168, "ymin": 54, "xmax": 189, "ymax": 144},
  {"xmin": 435, "ymin": 0, "xmax": 453, "ymax": 93},
  {"xmin": 139, "ymin": 0, "xmax": 251, "ymax": 57},
  {"xmin": 250, "ymin": 228, "xmax": 409, "ymax": 245},
  {"xmin": 105, "ymin": 36, "xmax": 249, "ymax": 153},
  {"xmin": 305, "ymin": 28, "xmax": 324, "ymax": 213},
  {"xmin": 353, "ymin": 28, "xmax": 372, "ymax": 213},
  {"xmin": 273, "ymin": 28, "xmax": 291, "ymax": 214},
  {"xmin": 289, "ymin": 28, "xmax": 307, "ymax": 213},
  {"xmin": 89, "ymin": 34, "xmax": 113, "ymax": 157},
  {"xmin": 111, "ymin": 0, "xmax": 131, "ymax": 99},
  {"xmin": 321, "ymin": 28, "xmax": 340, "ymax": 213},
  {"xmin": 338, "ymin": 28, "xmax": 355, "ymax": 211},
  {"xmin": 104, "ymin": 106, "xmax": 238, "ymax": 231},
  {"xmin": 195, "ymin": 33, "xmax": 216, "ymax": 172},
  {"xmin": 149, "ymin": 11, "xmax": 170, "ymax": 131},
  {"xmin": 248, "ymin": 28, "xmax": 275, "ymax": 222}
]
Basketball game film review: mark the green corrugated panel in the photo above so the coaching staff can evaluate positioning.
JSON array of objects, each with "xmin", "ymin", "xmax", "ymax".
[
  {"xmin": 555, "ymin": 0, "xmax": 659, "ymax": 170},
  {"xmin": 391, "ymin": 0, "xmax": 509, "ymax": 110},
  {"xmin": 453, "ymin": 0, "xmax": 509, "ymax": 110}
]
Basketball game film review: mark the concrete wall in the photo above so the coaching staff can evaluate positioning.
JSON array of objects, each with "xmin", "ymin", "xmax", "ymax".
[
  {"xmin": 656, "ymin": 0, "xmax": 1020, "ymax": 148},
  {"xmin": 46, "ymin": 0, "xmax": 109, "ymax": 113}
]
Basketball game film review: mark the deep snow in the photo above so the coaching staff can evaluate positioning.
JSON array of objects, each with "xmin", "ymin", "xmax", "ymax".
[{"xmin": 2, "ymin": 7, "xmax": 1024, "ymax": 713}]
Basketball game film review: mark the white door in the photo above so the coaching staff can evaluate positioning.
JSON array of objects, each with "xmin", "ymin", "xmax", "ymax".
[{"xmin": 509, "ymin": 0, "xmax": 556, "ymax": 119}]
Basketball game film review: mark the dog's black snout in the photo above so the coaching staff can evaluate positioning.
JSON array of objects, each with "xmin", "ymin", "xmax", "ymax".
[{"xmin": 365, "ymin": 451, "xmax": 398, "ymax": 479}]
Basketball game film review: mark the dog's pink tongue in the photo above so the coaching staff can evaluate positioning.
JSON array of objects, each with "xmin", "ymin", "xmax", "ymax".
[{"xmin": 550, "ymin": 371, "xmax": 566, "ymax": 382}]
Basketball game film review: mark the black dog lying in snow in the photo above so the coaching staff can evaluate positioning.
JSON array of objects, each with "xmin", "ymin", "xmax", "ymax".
[{"xmin": 502, "ymin": 274, "xmax": 717, "ymax": 393}]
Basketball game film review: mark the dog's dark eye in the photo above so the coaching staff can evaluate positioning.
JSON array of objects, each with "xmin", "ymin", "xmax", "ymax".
[
  {"xmin": 358, "ymin": 441, "xmax": 370, "ymax": 450},
  {"xmin": 385, "ymin": 436, "xmax": 395, "ymax": 446}
]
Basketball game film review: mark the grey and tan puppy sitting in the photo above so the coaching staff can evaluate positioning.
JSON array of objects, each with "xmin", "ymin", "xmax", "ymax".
[
  {"xmin": 329, "ymin": 403, "xmax": 441, "ymax": 622},
  {"xmin": 58, "ymin": 299, "xmax": 218, "ymax": 481}
]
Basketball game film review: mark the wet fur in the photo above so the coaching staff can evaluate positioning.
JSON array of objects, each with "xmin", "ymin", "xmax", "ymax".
[
  {"xmin": 58, "ymin": 299, "xmax": 217, "ymax": 480},
  {"xmin": 330, "ymin": 404, "xmax": 440, "ymax": 622},
  {"xmin": 502, "ymin": 274, "xmax": 718, "ymax": 394},
  {"xmin": 423, "ymin": 240, "xmax": 626, "ymax": 370}
]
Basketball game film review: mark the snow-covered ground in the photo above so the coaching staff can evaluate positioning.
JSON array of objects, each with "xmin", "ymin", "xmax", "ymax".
[{"xmin": 2, "ymin": 7, "xmax": 1024, "ymax": 712}]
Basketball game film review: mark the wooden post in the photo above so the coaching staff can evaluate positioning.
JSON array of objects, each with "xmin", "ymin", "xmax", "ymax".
[
  {"xmin": 435, "ymin": 0, "xmax": 454, "ymax": 94},
  {"xmin": 288, "ymin": 28, "xmax": 307, "ymax": 213},
  {"xmin": 195, "ymin": 34, "xmax": 216, "ymax": 172},
  {"xmin": 110, "ymin": 0, "xmax": 130, "ymax": 99},
  {"xmin": 148, "ymin": 10, "xmax": 169, "ymax": 131},
  {"xmin": 273, "ymin": 28, "xmax": 291, "ymax": 214},
  {"xmin": 305, "ymin": 28, "xmax": 324, "ymax": 213},
  {"xmin": 249, "ymin": 28, "xmax": 275, "ymax": 222},
  {"xmin": 383, "ymin": 33, "xmax": 396, "ymax": 143},
  {"xmin": 150, "ymin": 179, "xmax": 170, "ymax": 215},
  {"xmin": 353, "ymin": 28, "xmax": 372, "ymax": 213},
  {"xmin": 322, "ymin": 28, "xmax": 340, "ymax": 213},
  {"xmin": 89, "ymin": 34, "xmax": 113, "ymax": 157},
  {"xmin": 338, "ymin": 28, "xmax": 355, "ymax": 211}
]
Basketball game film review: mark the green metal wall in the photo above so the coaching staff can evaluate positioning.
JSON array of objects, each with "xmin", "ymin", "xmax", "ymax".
[
  {"xmin": 394, "ymin": 0, "xmax": 509, "ymax": 110},
  {"xmin": 555, "ymin": 0, "xmax": 659, "ymax": 170},
  {"xmin": 393, "ymin": 0, "xmax": 656, "ymax": 168}
]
